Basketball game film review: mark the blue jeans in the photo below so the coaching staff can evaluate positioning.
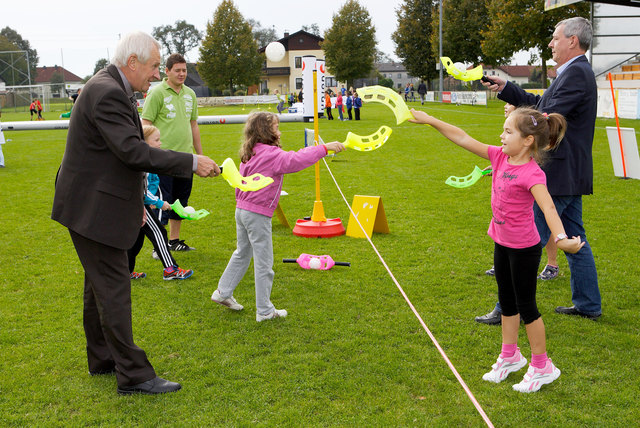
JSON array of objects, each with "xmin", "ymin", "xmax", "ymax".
[{"xmin": 494, "ymin": 195, "xmax": 601, "ymax": 316}]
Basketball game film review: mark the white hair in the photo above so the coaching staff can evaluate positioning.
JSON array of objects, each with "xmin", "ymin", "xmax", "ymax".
[
  {"xmin": 111, "ymin": 31, "xmax": 161, "ymax": 67},
  {"xmin": 557, "ymin": 17, "xmax": 592, "ymax": 51}
]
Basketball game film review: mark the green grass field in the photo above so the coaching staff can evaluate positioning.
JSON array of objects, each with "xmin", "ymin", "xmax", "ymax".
[{"xmin": 1, "ymin": 100, "xmax": 639, "ymax": 426}]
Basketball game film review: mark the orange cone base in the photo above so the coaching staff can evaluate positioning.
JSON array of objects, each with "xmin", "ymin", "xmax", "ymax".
[{"xmin": 292, "ymin": 218, "xmax": 346, "ymax": 238}]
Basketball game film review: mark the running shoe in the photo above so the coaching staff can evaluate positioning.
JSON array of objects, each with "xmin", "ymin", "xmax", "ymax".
[
  {"xmin": 169, "ymin": 240, "xmax": 195, "ymax": 251},
  {"xmin": 513, "ymin": 360, "xmax": 561, "ymax": 393},
  {"xmin": 256, "ymin": 309, "xmax": 287, "ymax": 322},
  {"xmin": 130, "ymin": 272, "xmax": 146, "ymax": 280},
  {"xmin": 163, "ymin": 266, "xmax": 193, "ymax": 280},
  {"xmin": 538, "ymin": 265, "xmax": 559, "ymax": 280},
  {"xmin": 211, "ymin": 289, "xmax": 244, "ymax": 311},
  {"xmin": 485, "ymin": 266, "xmax": 495, "ymax": 276},
  {"xmin": 482, "ymin": 349, "xmax": 527, "ymax": 383}
]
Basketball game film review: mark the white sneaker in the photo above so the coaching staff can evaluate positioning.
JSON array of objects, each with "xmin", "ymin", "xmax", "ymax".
[
  {"xmin": 513, "ymin": 360, "xmax": 561, "ymax": 393},
  {"xmin": 482, "ymin": 349, "xmax": 527, "ymax": 383},
  {"xmin": 211, "ymin": 289, "xmax": 243, "ymax": 311},
  {"xmin": 256, "ymin": 309, "xmax": 287, "ymax": 322},
  {"xmin": 151, "ymin": 249, "xmax": 160, "ymax": 260}
]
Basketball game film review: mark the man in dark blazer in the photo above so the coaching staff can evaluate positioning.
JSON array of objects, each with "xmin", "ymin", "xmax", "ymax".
[
  {"xmin": 477, "ymin": 17, "xmax": 601, "ymax": 324},
  {"xmin": 52, "ymin": 31, "xmax": 220, "ymax": 395}
]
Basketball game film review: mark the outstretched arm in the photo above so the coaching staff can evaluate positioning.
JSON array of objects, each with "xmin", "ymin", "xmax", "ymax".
[
  {"xmin": 409, "ymin": 109, "xmax": 489, "ymax": 159},
  {"xmin": 530, "ymin": 184, "xmax": 584, "ymax": 254}
]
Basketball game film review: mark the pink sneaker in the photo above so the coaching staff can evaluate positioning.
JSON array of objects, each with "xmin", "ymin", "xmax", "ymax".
[
  {"xmin": 482, "ymin": 349, "xmax": 527, "ymax": 383},
  {"xmin": 513, "ymin": 359, "xmax": 561, "ymax": 393}
]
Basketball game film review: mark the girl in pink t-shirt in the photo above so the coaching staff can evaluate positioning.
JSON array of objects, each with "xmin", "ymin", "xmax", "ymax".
[{"xmin": 410, "ymin": 107, "xmax": 584, "ymax": 393}]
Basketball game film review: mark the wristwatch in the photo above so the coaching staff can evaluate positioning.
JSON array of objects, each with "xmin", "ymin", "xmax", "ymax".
[{"xmin": 554, "ymin": 233, "xmax": 568, "ymax": 243}]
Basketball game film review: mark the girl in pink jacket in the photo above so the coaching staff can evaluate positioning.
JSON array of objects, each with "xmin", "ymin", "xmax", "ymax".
[{"xmin": 211, "ymin": 112, "xmax": 345, "ymax": 322}]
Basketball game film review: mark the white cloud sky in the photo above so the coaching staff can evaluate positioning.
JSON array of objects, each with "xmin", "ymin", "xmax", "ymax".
[{"xmin": 4, "ymin": 0, "xmax": 535, "ymax": 78}]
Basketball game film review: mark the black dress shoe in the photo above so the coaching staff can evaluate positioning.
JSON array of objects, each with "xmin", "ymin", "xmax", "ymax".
[
  {"xmin": 555, "ymin": 305, "xmax": 601, "ymax": 320},
  {"xmin": 117, "ymin": 376, "xmax": 182, "ymax": 395},
  {"xmin": 89, "ymin": 367, "xmax": 116, "ymax": 376},
  {"xmin": 475, "ymin": 308, "xmax": 502, "ymax": 325}
]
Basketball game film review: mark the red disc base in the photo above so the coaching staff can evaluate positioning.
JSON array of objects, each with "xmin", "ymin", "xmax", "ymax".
[{"xmin": 292, "ymin": 218, "xmax": 346, "ymax": 238}]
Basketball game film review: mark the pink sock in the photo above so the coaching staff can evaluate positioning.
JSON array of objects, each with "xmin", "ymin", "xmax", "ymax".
[
  {"xmin": 531, "ymin": 352, "xmax": 548, "ymax": 369},
  {"xmin": 500, "ymin": 343, "xmax": 517, "ymax": 359}
]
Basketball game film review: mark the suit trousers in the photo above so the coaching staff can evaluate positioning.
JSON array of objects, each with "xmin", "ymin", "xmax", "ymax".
[{"xmin": 69, "ymin": 229, "xmax": 156, "ymax": 386}]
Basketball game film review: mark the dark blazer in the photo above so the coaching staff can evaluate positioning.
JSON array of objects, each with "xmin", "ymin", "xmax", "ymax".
[
  {"xmin": 52, "ymin": 65, "xmax": 193, "ymax": 249},
  {"xmin": 498, "ymin": 55, "xmax": 597, "ymax": 196}
]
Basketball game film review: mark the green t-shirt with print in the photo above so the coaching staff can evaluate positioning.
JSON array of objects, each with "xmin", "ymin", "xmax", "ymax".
[{"xmin": 141, "ymin": 78, "xmax": 198, "ymax": 153}]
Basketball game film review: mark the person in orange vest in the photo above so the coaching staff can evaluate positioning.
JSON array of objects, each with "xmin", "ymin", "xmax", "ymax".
[
  {"xmin": 35, "ymin": 99, "xmax": 44, "ymax": 120},
  {"xmin": 29, "ymin": 100, "xmax": 38, "ymax": 120},
  {"xmin": 324, "ymin": 90, "xmax": 333, "ymax": 120}
]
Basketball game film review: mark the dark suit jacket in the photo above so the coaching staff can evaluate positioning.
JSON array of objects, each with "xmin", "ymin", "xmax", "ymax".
[
  {"xmin": 52, "ymin": 65, "xmax": 193, "ymax": 249},
  {"xmin": 498, "ymin": 55, "xmax": 597, "ymax": 196}
]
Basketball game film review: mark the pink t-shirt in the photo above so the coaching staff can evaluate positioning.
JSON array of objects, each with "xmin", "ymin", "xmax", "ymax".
[{"xmin": 487, "ymin": 145, "xmax": 546, "ymax": 248}]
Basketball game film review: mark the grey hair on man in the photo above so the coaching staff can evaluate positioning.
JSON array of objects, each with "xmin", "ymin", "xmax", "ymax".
[
  {"xmin": 557, "ymin": 17, "xmax": 592, "ymax": 51},
  {"xmin": 111, "ymin": 31, "xmax": 161, "ymax": 67}
]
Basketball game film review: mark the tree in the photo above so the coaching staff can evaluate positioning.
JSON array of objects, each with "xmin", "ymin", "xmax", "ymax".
[
  {"xmin": 93, "ymin": 58, "xmax": 109, "ymax": 75},
  {"xmin": 482, "ymin": 0, "xmax": 590, "ymax": 88},
  {"xmin": 247, "ymin": 19, "xmax": 278, "ymax": 48},
  {"xmin": 392, "ymin": 0, "xmax": 438, "ymax": 89},
  {"xmin": 199, "ymin": 0, "xmax": 263, "ymax": 94},
  {"xmin": 50, "ymin": 71, "xmax": 65, "ymax": 93},
  {"xmin": 301, "ymin": 24, "xmax": 321, "ymax": 37},
  {"xmin": 322, "ymin": 0, "xmax": 376, "ymax": 88},
  {"xmin": 152, "ymin": 20, "xmax": 202, "ymax": 57},
  {"xmin": 0, "ymin": 27, "xmax": 38, "ymax": 84},
  {"xmin": 375, "ymin": 49, "xmax": 393, "ymax": 63},
  {"xmin": 430, "ymin": 0, "xmax": 488, "ymax": 65}
]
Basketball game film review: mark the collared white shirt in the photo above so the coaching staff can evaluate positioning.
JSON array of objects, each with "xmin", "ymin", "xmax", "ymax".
[{"xmin": 556, "ymin": 54, "xmax": 585, "ymax": 76}]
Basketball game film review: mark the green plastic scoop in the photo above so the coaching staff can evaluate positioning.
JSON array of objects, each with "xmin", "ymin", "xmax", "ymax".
[
  {"xmin": 170, "ymin": 200, "xmax": 210, "ymax": 220},
  {"xmin": 445, "ymin": 166, "xmax": 492, "ymax": 188}
]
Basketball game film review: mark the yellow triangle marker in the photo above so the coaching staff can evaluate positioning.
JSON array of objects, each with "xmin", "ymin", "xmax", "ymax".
[{"xmin": 346, "ymin": 195, "xmax": 390, "ymax": 239}]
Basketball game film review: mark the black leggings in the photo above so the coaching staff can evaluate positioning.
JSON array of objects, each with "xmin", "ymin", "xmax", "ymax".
[
  {"xmin": 494, "ymin": 242, "xmax": 542, "ymax": 324},
  {"xmin": 128, "ymin": 205, "xmax": 176, "ymax": 271}
]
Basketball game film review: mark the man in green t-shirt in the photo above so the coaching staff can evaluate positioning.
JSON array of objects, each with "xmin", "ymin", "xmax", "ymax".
[{"xmin": 142, "ymin": 53, "xmax": 202, "ymax": 251}]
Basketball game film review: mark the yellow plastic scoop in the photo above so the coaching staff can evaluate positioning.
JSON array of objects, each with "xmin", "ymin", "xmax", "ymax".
[
  {"xmin": 440, "ymin": 57, "xmax": 484, "ymax": 82},
  {"xmin": 357, "ymin": 86, "xmax": 414, "ymax": 124},
  {"xmin": 329, "ymin": 126, "xmax": 392, "ymax": 154},
  {"xmin": 219, "ymin": 158, "xmax": 274, "ymax": 192}
]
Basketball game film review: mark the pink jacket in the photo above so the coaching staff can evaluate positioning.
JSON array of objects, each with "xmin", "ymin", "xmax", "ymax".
[{"xmin": 236, "ymin": 143, "xmax": 328, "ymax": 217}]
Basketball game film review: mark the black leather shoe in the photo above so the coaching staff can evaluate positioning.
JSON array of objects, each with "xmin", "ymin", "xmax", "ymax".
[
  {"xmin": 89, "ymin": 367, "xmax": 116, "ymax": 376},
  {"xmin": 475, "ymin": 308, "xmax": 502, "ymax": 325},
  {"xmin": 117, "ymin": 376, "xmax": 182, "ymax": 395},
  {"xmin": 555, "ymin": 305, "xmax": 601, "ymax": 320}
]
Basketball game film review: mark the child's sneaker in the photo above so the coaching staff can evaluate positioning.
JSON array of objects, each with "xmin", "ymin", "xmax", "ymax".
[
  {"xmin": 485, "ymin": 266, "xmax": 495, "ymax": 276},
  {"xmin": 163, "ymin": 266, "xmax": 193, "ymax": 280},
  {"xmin": 151, "ymin": 249, "xmax": 160, "ymax": 260},
  {"xmin": 130, "ymin": 272, "xmax": 146, "ymax": 280},
  {"xmin": 537, "ymin": 265, "xmax": 559, "ymax": 280},
  {"xmin": 513, "ymin": 360, "xmax": 561, "ymax": 393},
  {"xmin": 482, "ymin": 349, "xmax": 527, "ymax": 383},
  {"xmin": 169, "ymin": 239, "xmax": 195, "ymax": 251},
  {"xmin": 211, "ymin": 289, "xmax": 244, "ymax": 311},
  {"xmin": 256, "ymin": 309, "xmax": 287, "ymax": 322}
]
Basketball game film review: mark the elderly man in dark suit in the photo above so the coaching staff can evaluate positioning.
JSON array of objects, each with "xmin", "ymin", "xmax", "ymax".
[
  {"xmin": 52, "ymin": 31, "xmax": 220, "ymax": 395},
  {"xmin": 477, "ymin": 17, "xmax": 601, "ymax": 325}
]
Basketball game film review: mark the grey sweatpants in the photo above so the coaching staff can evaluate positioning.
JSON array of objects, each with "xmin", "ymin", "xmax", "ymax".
[{"xmin": 217, "ymin": 208, "xmax": 276, "ymax": 316}]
